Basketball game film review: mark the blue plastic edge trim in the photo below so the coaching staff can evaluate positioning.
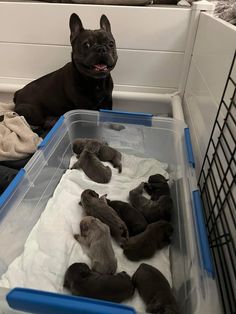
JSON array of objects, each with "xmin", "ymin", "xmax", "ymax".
[
  {"xmin": 38, "ymin": 116, "xmax": 65, "ymax": 149},
  {"xmin": 184, "ymin": 128, "xmax": 195, "ymax": 168},
  {"xmin": 0, "ymin": 168, "xmax": 26, "ymax": 208},
  {"xmin": 99, "ymin": 109, "xmax": 153, "ymax": 117},
  {"xmin": 7, "ymin": 288, "xmax": 136, "ymax": 314},
  {"xmin": 192, "ymin": 190, "xmax": 214, "ymax": 277},
  {"xmin": 99, "ymin": 109, "xmax": 153, "ymax": 127}
]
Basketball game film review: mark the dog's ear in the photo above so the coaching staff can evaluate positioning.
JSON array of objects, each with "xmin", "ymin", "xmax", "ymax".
[
  {"xmin": 70, "ymin": 13, "xmax": 84, "ymax": 42},
  {"xmin": 100, "ymin": 15, "xmax": 111, "ymax": 33}
]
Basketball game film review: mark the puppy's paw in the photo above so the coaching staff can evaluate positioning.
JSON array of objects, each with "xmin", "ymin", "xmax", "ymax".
[
  {"xmin": 99, "ymin": 194, "xmax": 108, "ymax": 203},
  {"xmin": 74, "ymin": 234, "xmax": 80, "ymax": 241},
  {"xmin": 163, "ymin": 223, "xmax": 174, "ymax": 244},
  {"xmin": 120, "ymin": 238, "xmax": 128, "ymax": 248},
  {"xmin": 118, "ymin": 164, "xmax": 122, "ymax": 173}
]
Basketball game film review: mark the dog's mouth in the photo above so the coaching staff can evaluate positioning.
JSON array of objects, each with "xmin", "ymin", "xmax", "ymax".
[
  {"xmin": 81, "ymin": 62, "xmax": 112, "ymax": 73},
  {"xmin": 93, "ymin": 64, "xmax": 109, "ymax": 72}
]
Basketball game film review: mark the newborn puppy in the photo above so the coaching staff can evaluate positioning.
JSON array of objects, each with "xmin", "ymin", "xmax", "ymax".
[
  {"xmin": 72, "ymin": 138, "xmax": 122, "ymax": 172},
  {"xmin": 74, "ymin": 216, "xmax": 117, "ymax": 274},
  {"xmin": 106, "ymin": 199, "xmax": 148, "ymax": 236},
  {"xmin": 97, "ymin": 143, "xmax": 122, "ymax": 173},
  {"xmin": 71, "ymin": 142, "xmax": 112, "ymax": 184},
  {"xmin": 80, "ymin": 189, "xmax": 129, "ymax": 244},
  {"xmin": 132, "ymin": 263, "xmax": 180, "ymax": 314},
  {"xmin": 129, "ymin": 183, "xmax": 172, "ymax": 223},
  {"xmin": 72, "ymin": 138, "xmax": 105, "ymax": 156},
  {"xmin": 122, "ymin": 220, "xmax": 173, "ymax": 261},
  {"xmin": 64, "ymin": 263, "xmax": 134, "ymax": 303},
  {"xmin": 144, "ymin": 174, "xmax": 170, "ymax": 201}
]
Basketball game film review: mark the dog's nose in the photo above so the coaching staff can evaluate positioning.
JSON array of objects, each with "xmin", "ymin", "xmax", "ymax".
[{"xmin": 96, "ymin": 45, "xmax": 107, "ymax": 54}]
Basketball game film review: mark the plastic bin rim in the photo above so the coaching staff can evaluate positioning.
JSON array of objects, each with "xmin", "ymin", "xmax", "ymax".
[{"xmin": 63, "ymin": 109, "xmax": 188, "ymax": 127}]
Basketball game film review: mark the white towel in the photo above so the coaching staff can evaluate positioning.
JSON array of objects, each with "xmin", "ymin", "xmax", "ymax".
[
  {"xmin": 0, "ymin": 152, "xmax": 171, "ymax": 312},
  {"xmin": 0, "ymin": 102, "xmax": 42, "ymax": 161}
]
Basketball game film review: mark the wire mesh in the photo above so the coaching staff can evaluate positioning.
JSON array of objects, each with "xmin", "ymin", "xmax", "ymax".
[{"xmin": 198, "ymin": 51, "xmax": 236, "ymax": 314}]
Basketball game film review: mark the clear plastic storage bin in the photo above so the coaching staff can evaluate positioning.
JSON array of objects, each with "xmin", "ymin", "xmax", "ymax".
[{"xmin": 0, "ymin": 110, "xmax": 221, "ymax": 314}]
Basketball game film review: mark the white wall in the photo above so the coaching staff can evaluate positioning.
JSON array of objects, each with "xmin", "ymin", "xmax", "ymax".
[
  {"xmin": 0, "ymin": 2, "xmax": 191, "ymax": 94},
  {"xmin": 183, "ymin": 13, "xmax": 236, "ymax": 176}
]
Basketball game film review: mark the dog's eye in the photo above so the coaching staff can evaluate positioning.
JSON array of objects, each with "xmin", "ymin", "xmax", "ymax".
[
  {"xmin": 83, "ymin": 42, "xmax": 90, "ymax": 49},
  {"xmin": 108, "ymin": 41, "xmax": 114, "ymax": 48}
]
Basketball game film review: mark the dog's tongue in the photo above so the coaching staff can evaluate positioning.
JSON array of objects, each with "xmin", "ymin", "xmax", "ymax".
[{"xmin": 94, "ymin": 64, "xmax": 108, "ymax": 71}]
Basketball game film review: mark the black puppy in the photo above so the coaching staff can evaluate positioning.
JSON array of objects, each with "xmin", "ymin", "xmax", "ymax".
[
  {"xmin": 129, "ymin": 183, "xmax": 173, "ymax": 223},
  {"xmin": 144, "ymin": 174, "xmax": 170, "ymax": 201},
  {"xmin": 64, "ymin": 263, "xmax": 134, "ymax": 303},
  {"xmin": 122, "ymin": 220, "xmax": 173, "ymax": 261},
  {"xmin": 106, "ymin": 199, "xmax": 148, "ymax": 236},
  {"xmin": 132, "ymin": 263, "xmax": 180, "ymax": 314},
  {"xmin": 14, "ymin": 13, "xmax": 118, "ymax": 127}
]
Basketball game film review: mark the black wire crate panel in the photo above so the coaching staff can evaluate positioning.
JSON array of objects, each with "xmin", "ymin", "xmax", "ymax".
[{"xmin": 198, "ymin": 51, "xmax": 236, "ymax": 314}]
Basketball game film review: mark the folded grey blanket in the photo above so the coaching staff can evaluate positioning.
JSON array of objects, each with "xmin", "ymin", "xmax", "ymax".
[{"xmin": 214, "ymin": 0, "xmax": 236, "ymax": 25}]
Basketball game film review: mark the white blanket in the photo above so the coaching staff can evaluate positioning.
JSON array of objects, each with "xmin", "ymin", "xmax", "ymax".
[{"xmin": 0, "ymin": 153, "xmax": 171, "ymax": 312}]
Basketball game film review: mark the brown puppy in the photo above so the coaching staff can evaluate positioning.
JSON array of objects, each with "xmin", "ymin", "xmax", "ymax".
[
  {"xmin": 71, "ymin": 142, "xmax": 112, "ymax": 184},
  {"xmin": 80, "ymin": 189, "xmax": 129, "ymax": 244},
  {"xmin": 64, "ymin": 263, "xmax": 134, "ymax": 303},
  {"xmin": 122, "ymin": 220, "xmax": 173, "ymax": 261},
  {"xmin": 132, "ymin": 263, "xmax": 180, "ymax": 314},
  {"xmin": 106, "ymin": 199, "xmax": 147, "ymax": 236},
  {"xmin": 129, "ymin": 183, "xmax": 172, "ymax": 223},
  {"xmin": 72, "ymin": 138, "xmax": 122, "ymax": 172},
  {"xmin": 74, "ymin": 216, "xmax": 117, "ymax": 274},
  {"xmin": 144, "ymin": 174, "xmax": 170, "ymax": 201}
]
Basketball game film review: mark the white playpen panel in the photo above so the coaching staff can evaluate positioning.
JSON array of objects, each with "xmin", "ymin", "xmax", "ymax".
[
  {"xmin": 0, "ymin": 43, "xmax": 184, "ymax": 89},
  {"xmin": 0, "ymin": 3, "xmax": 191, "ymax": 51},
  {"xmin": 183, "ymin": 12, "xmax": 236, "ymax": 175}
]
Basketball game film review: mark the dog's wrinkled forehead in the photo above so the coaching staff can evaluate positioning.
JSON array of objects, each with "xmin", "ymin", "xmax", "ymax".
[{"xmin": 91, "ymin": 30, "xmax": 113, "ymax": 44}]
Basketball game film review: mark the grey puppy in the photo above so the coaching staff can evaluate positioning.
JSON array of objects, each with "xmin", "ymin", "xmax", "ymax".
[
  {"xmin": 121, "ymin": 220, "xmax": 173, "ymax": 261},
  {"xmin": 73, "ymin": 138, "xmax": 122, "ymax": 172},
  {"xmin": 71, "ymin": 141, "xmax": 112, "ymax": 184},
  {"xmin": 80, "ymin": 189, "xmax": 129, "ymax": 244},
  {"xmin": 74, "ymin": 216, "xmax": 117, "ymax": 274},
  {"xmin": 106, "ymin": 199, "xmax": 148, "ymax": 236},
  {"xmin": 132, "ymin": 263, "xmax": 180, "ymax": 314},
  {"xmin": 64, "ymin": 263, "xmax": 134, "ymax": 303},
  {"xmin": 72, "ymin": 138, "xmax": 106, "ymax": 155},
  {"xmin": 129, "ymin": 182, "xmax": 172, "ymax": 223},
  {"xmin": 97, "ymin": 143, "xmax": 122, "ymax": 173}
]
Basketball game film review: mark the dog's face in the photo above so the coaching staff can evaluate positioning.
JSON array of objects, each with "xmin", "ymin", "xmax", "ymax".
[{"xmin": 69, "ymin": 13, "xmax": 118, "ymax": 79}]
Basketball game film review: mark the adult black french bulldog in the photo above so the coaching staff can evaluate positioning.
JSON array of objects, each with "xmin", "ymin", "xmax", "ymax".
[{"xmin": 14, "ymin": 13, "xmax": 118, "ymax": 127}]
